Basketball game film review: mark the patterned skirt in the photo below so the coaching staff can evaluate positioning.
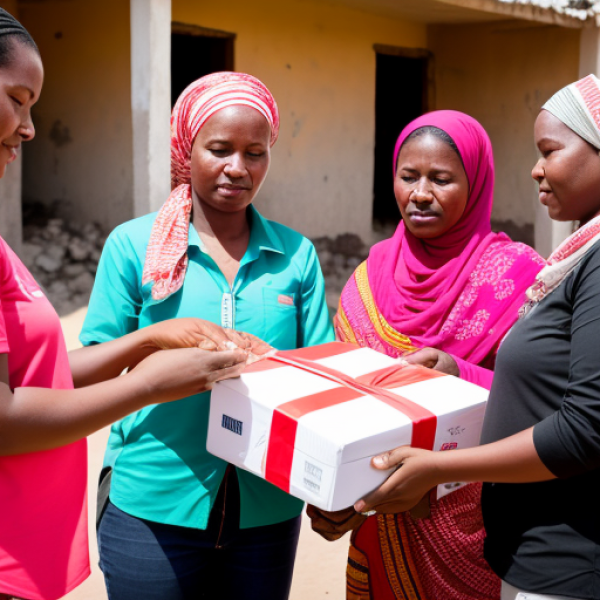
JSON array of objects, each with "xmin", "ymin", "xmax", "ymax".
[{"xmin": 347, "ymin": 483, "xmax": 500, "ymax": 600}]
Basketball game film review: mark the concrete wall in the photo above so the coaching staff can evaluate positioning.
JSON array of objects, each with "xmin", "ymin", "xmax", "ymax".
[
  {"xmin": 19, "ymin": 0, "xmax": 133, "ymax": 231},
  {"xmin": 173, "ymin": 0, "xmax": 427, "ymax": 240},
  {"xmin": 429, "ymin": 20, "xmax": 580, "ymax": 245}
]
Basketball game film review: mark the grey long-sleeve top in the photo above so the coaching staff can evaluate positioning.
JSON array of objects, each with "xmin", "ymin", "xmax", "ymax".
[{"xmin": 480, "ymin": 241, "xmax": 600, "ymax": 599}]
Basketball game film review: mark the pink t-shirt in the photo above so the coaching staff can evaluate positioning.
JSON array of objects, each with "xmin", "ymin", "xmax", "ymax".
[{"xmin": 0, "ymin": 237, "xmax": 89, "ymax": 600}]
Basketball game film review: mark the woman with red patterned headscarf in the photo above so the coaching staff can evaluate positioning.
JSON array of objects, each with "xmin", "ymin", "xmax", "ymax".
[{"xmin": 81, "ymin": 72, "xmax": 333, "ymax": 600}]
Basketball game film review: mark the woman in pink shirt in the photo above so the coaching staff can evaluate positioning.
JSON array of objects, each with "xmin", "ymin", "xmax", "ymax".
[{"xmin": 0, "ymin": 9, "xmax": 255, "ymax": 600}]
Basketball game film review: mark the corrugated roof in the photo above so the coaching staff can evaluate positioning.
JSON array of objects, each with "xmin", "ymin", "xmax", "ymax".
[{"xmin": 496, "ymin": 0, "xmax": 600, "ymax": 19}]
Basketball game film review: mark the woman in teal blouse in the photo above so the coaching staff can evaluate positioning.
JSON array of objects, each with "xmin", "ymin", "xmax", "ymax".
[{"xmin": 81, "ymin": 73, "xmax": 333, "ymax": 600}]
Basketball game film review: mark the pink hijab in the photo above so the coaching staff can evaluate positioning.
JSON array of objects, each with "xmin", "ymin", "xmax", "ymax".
[
  {"xmin": 142, "ymin": 72, "xmax": 280, "ymax": 301},
  {"xmin": 366, "ymin": 110, "xmax": 543, "ymax": 365}
]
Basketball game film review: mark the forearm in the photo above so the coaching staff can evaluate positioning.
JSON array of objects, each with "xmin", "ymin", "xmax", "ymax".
[
  {"xmin": 69, "ymin": 328, "xmax": 153, "ymax": 387},
  {"xmin": 433, "ymin": 427, "xmax": 556, "ymax": 484},
  {"xmin": 452, "ymin": 355, "xmax": 494, "ymax": 390},
  {"xmin": 358, "ymin": 427, "xmax": 558, "ymax": 513},
  {"xmin": 0, "ymin": 372, "xmax": 153, "ymax": 455}
]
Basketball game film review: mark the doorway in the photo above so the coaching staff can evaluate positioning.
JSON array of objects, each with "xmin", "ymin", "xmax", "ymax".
[
  {"xmin": 171, "ymin": 23, "xmax": 236, "ymax": 107},
  {"xmin": 372, "ymin": 45, "xmax": 434, "ymax": 229}
]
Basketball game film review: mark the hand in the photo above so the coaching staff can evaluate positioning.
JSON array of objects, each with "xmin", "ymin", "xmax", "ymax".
[
  {"xmin": 130, "ymin": 347, "xmax": 248, "ymax": 403},
  {"xmin": 353, "ymin": 446, "xmax": 440, "ymax": 515},
  {"xmin": 141, "ymin": 318, "xmax": 254, "ymax": 352},
  {"xmin": 403, "ymin": 347, "xmax": 459, "ymax": 376},
  {"xmin": 305, "ymin": 505, "xmax": 366, "ymax": 541},
  {"xmin": 235, "ymin": 331, "xmax": 274, "ymax": 357}
]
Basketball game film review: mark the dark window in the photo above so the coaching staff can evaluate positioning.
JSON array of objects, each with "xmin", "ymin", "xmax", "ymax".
[
  {"xmin": 171, "ymin": 24, "xmax": 235, "ymax": 107},
  {"xmin": 372, "ymin": 47, "xmax": 433, "ymax": 228}
]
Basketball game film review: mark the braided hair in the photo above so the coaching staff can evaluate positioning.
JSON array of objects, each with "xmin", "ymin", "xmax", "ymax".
[{"xmin": 0, "ymin": 7, "xmax": 39, "ymax": 69}]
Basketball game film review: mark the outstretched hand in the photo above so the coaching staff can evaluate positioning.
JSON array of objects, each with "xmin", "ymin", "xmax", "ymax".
[
  {"xmin": 130, "ymin": 346, "xmax": 248, "ymax": 402},
  {"xmin": 354, "ymin": 446, "xmax": 440, "ymax": 515},
  {"xmin": 403, "ymin": 347, "xmax": 459, "ymax": 376},
  {"xmin": 142, "ymin": 318, "xmax": 255, "ymax": 352}
]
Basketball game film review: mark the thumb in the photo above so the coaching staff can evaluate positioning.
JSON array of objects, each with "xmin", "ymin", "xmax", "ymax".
[
  {"xmin": 372, "ymin": 445, "xmax": 411, "ymax": 470},
  {"xmin": 371, "ymin": 452, "xmax": 392, "ymax": 470}
]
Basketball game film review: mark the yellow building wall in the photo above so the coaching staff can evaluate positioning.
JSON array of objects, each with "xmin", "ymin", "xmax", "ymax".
[
  {"xmin": 174, "ymin": 0, "xmax": 427, "ymax": 240},
  {"xmin": 429, "ymin": 21, "xmax": 580, "ymax": 241},
  {"xmin": 19, "ymin": 0, "xmax": 133, "ymax": 230}
]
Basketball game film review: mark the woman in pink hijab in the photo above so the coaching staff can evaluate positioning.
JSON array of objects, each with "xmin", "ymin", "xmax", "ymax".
[{"xmin": 308, "ymin": 111, "xmax": 543, "ymax": 600}]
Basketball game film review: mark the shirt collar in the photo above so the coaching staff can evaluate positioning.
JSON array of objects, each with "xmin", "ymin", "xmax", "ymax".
[
  {"xmin": 246, "ymin": 205, "xmax": 284, "ymax": 258},
  {"xmin": 186, "ymin": 203, "xmax": 284, "ymax": 259}
]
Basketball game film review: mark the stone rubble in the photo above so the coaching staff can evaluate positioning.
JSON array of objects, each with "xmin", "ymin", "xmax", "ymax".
[
  {"xmin": 20, "ymin": 204, "xmax": 373, "ymax": 318},
  {"xmin": 21, "ymin": 205, "xmax": 106, "ymax": 316},
  {"xmin": 312, "ymin": 233, "xmax": 370, "ymax": 316}
]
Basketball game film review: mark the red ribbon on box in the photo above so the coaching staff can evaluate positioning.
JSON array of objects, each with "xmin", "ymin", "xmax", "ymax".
[{"xmin": 245, "ymin": 342, "xmax": 442, "ymax": 494}]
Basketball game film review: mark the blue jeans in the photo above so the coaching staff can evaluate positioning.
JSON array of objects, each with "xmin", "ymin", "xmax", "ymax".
[{"xmin": 98, "ymin": 469, "xmax": 301, "ymax": 600}]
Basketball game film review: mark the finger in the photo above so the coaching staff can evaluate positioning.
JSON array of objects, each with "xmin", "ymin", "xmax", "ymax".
[
  {"xmin": 208, "ymin": 355, "xmax": 248, "ymax": 382},
  {"xmin": 305, "ymin": 504, "xmax": 321, "ymax": 519},
  {"xmin": 371, "ymin": 445, "xmax": 411, "ymax": 470},
  {"xmin": 212, "ymin": 348, "xmax": 248, "ymax": 364},
  {"xmin": 221, "ymin": 329, "xmax": 252, "ymax": 350},
  {"xmin": 197, "ymin": 339, "xmax": 218, "ymax": 351},
  {"xmin": 191, "ymin": 323, "xmax": 247, "ymax": 352},
  {"xmin": 317, "ymin": 530, "xmax": 345, "ymax": 542},
  {"xmin": 403, "ymin": 357, "xmax": 436, "ymax": 369},
  {"xmin": 237, "ymin": 331, "xmax": 273, "ymax": 355},
  {"xmin": 311, "ymin": 510, "xmax": 359, "ymax": 528},
  {"xmin": 203, "ymin": 349, "xmax": 247, "ymax": 373},
  {"xmin": 354, "ymin": 464, "xmax": 409, "ymax": 512}
]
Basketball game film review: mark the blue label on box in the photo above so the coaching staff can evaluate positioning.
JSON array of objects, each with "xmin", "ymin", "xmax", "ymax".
[{"xmin": 222, "ymin": 414, "xmax": 243, "ymax": 436}]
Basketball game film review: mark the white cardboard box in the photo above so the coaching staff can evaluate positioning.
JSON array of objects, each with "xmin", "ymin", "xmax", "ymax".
[{"xmin": 207, "ymin": 342, "xmax": 488, "ymax": 511}]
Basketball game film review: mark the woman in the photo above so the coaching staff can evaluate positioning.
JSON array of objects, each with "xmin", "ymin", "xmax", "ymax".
[
  {"xmin": 80, "ymin": 72, "xmax": 333, "ymax": 600},
  {"xmin": 308, "ymin": 111, "xmax": 544, "ymax": 600},
  {"xmin": 354, "ymin": 75, "xmax": 600, "ymax": 600},
  {"xmin": 0, "ymin": 10, "xmax": 251, "ymax": 600}
]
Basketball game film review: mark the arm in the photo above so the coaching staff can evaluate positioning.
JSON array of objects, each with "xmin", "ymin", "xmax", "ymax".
[
  {"xmin": 0, "ymin": 347, "xmax": 246, "ymax": 455},
  {"xmin": 70, "ymin": 318, "xmax": 253, "ymax": 388},
  {"xmin": 451, "ymin": 355, "xmax": 494, "ymax": 390},
  {"xmin": 354, "ymin": 427, "xmax": 555, "ymax": 514}
]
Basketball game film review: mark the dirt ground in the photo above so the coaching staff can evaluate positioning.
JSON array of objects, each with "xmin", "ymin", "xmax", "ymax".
[{"xmin": 59, "ymin": 308, "xmax": 350, "ymax": 600}]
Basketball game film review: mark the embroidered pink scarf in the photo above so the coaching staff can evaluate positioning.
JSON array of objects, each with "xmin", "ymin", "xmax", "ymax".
[
  {"xmin": 341, "ymin": 111, "xmax": 544, "ymax": 367},
  {"xmin": 142, "ymin": 72, "xmax": 280, "ymax": 301}
]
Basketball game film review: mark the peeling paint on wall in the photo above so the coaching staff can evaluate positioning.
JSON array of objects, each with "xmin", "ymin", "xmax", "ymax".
[{"xmin": 49, "ymin": 120, "xmax": 72, "ymax": 147}]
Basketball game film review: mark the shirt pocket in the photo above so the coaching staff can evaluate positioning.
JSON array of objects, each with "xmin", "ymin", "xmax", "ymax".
[{"xmin": 262, "ymin": 288, "xmax": 298, "ymax": 350}]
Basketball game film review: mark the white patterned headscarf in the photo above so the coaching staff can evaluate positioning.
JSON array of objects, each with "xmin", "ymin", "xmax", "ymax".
[
  {"xmin": 542, "ymin": 74, "xmax": 600, "ymax": 150},
  {"xmin": 521, "ymin": 74, "xmax": 600, "ymax": 316}
]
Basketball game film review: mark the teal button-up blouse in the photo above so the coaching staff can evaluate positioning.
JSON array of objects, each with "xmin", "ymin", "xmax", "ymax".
[{"xmin": 80, "ymin": 207, "xmax": 334, "ymax": 529}]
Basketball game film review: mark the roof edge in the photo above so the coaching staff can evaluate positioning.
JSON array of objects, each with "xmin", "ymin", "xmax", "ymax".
[{"xmin": 436, "ymin": 0, "xmax": 597, "ymax": 27}]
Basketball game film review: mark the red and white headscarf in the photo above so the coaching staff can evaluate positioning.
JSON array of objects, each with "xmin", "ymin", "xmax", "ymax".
[{"xmin": 142, "ymin": 72, "xmax": 280, "ymax": 301}]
